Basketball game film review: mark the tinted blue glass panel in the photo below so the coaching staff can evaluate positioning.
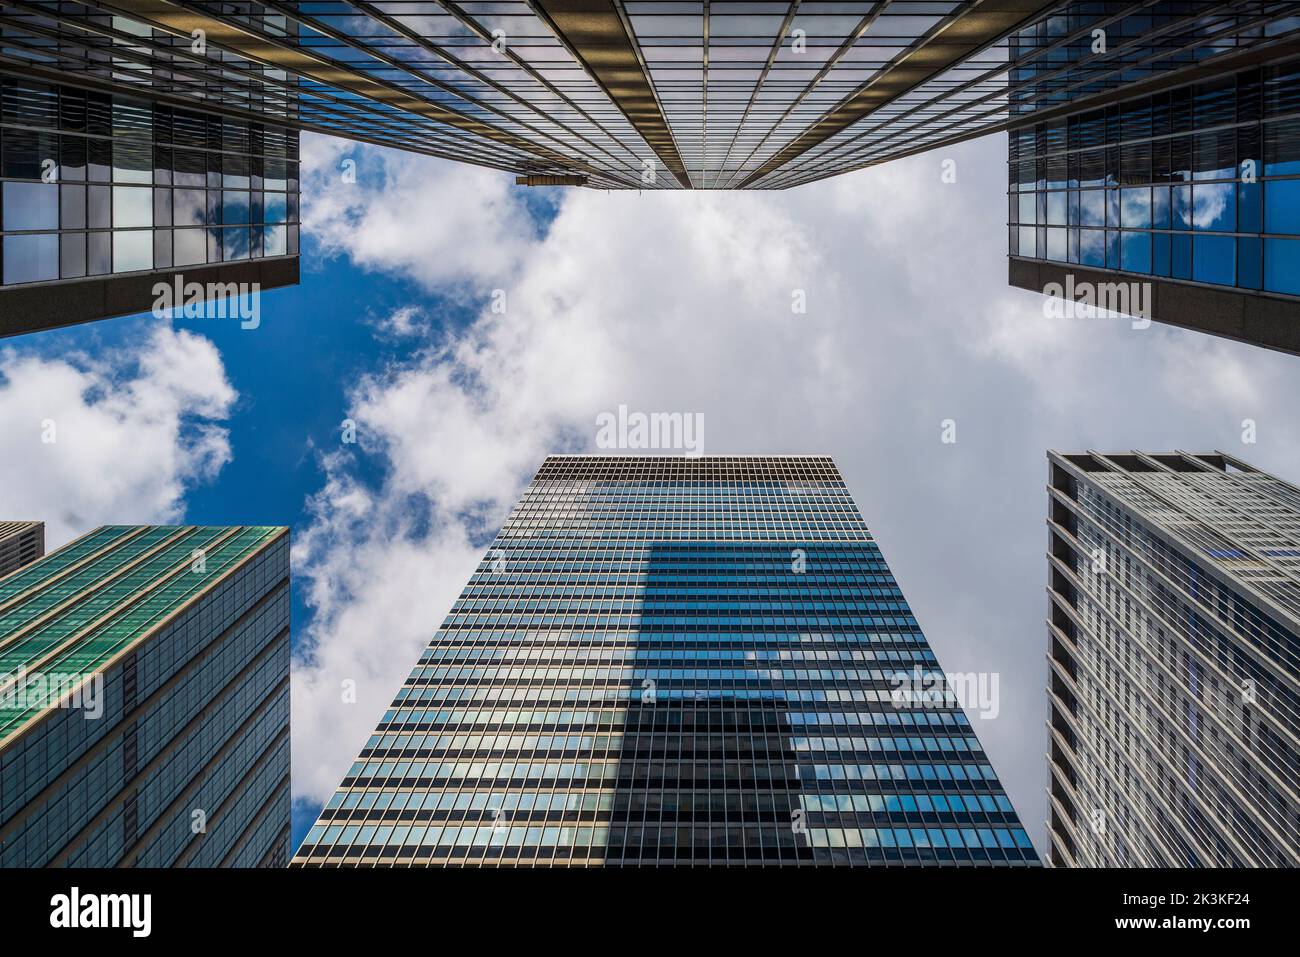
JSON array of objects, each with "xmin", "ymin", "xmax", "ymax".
[
  {"xmin": 1238, "ymin": 237, "xmax": 1262, "ymax": 289},
  {"xmin": 1172, "ymin": 185, "xmax": 1192, "ymax": 229},
  {"xmin": 1121, "ymin": 232, "xmax": 1152, "ymax": 273},
  {"xmin": 112, "ymin": 186, "xmax": 151, "ymax": 229},
  {"xmin": 1193, "ymin": 235, "xmax": 1235, "ymax": 285},
  {"xmin": 1121, "ymin": 187, "xmax": 1151, "ymax": 228},
  {"xmin": 222, "ymin": 191, "xmax": 250, "ymax": 226},
  {"xmin": 174, "ymin": 226, "xmax": 205, "ymax": 266},
  {"xmin": 1079, "ymin": 229, "xmax": 1105, "ymax": 266},
  {"xmin": 1238, "ymin": 181, "xmax": 1262, "ymax": 233},
  {"xmin": 1172, "ymin": 234, "xmax": 1193, "ymax": 279},
  {"xmin": 88, "ymin": 231, "xmax": 109, "ymax": 275},
  {"xmin": 1192, "ymin": 184, "xmax": 1236, "ymax": 230},
  {"xmin": 264, "ymin": 224, "xmax": 287, "ymax": 256},
  {"xmin": 1264, "ymin": 179, "xmax": 1300, "ymax": 235},
  {"xmin": 1264, "ymin": 238, "xmax": 1300, "ymax": 294},
  {"xmin": 1152, "ymin": 232, "xmax": 1172, "ymax": 276},
  {"xmin": 1080, "ymin": 189, "xmax": 1104, "ymax": 226},
  {"xmin": 264, "ymin": 192, "xmax": 287, "ymax": 224},
  {"xmin": 1152, "ymin": 186, "xmax": 1170, "ymax": 228},
  {"xmin": 1079, "ymin": 148, "xmax": 1105, "ymax": 187},
  {"xmin": 61, "ymin": 232, "xmax": 85, "ymax": 278},
  {"xmin": 1171, "ymin": 136, "xmax": 1192, "ymax": 182},
  {"xmin": 222, "ymin": 226, "xmax": 250, "ymax": 261},
  {"xmin": 61, "ymin": 185, "xmax": 84, "ymax": 230}
]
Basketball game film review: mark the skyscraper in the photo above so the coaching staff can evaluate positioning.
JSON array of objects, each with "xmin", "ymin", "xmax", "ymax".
[
  {"xmin": 0, "ymin": 522, "xmax": 44, "ymax": 577},
  {"xmin": 295, "ymin": 455, "xmax": 1036, "ymax": 867},
  {"xmin": 1045, "ymin": 450, "xmax": 1300, "ymax": 867},
  {"xmin": 1007, "ymin": 10, "xmax": 1300, "ymax": 354},
  {"xmin": 0, "ymin": 524, "xmax": 291, "ymax": 867},
  {"xmin": 4, "ymin": 2, "xmax": 1296, "ymax": 345},
  {"xmin": 0, "ymin": 1, "xmax": 1069, "ymax": 193},
  {"xmin": 0, "ymin": 76, "xmax": 300, "ymax": 336},
  {"xmin": 16, "ymin": 2, "xmax": 1294, "ymax": 191}
]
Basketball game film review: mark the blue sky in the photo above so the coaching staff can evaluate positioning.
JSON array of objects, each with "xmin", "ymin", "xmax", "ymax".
[
  {"xmin": 5, "ymin": 129, "xmax": 1300, "ymax": 856},
  {"xmin": 0, "ymin": 161, "xmax": 549, "ymax": 845}
]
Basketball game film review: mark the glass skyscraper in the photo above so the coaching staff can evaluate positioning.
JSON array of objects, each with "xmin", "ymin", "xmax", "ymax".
[
  {"xmin": 0, "ymin": 522, "xmax": 43, "ymax": 578},
  {"xmin": 0, "ymin": 1, "xmax": 1063, "ymax": 192},
  {"xmin": 295, "ymin": 455, "xmax": 1035, "ymax": 867},
  {"xmin": 0, "ymin": 75, "xmax": 300, "ymax": 336},
  {"xmin": 1046, "ymin": 451, "xmax": 1300, "ymax": 867},
  {"xmin": 0, "ymin": 524, "xmax": 291, "ymax": 867},
  {"xmin": 22, "ymin": 1, "xmax": 1282, "ymax": 192},
  {"xmin": 4, "ymin": 2, "xmax": 1296, "ymax": 346},
  {"xmin": 1006, "ymin": 5, "xmax": 1300, "ymax": 353},
  {"xmin": 1009, "ymin": 62, "xmax": 1300, "ymax": 295}
]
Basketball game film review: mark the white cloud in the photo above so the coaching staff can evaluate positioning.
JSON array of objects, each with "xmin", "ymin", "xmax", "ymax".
[
  {"xmin": 375, "ymin": 305, "xmax": 427, "ymax": 338},
  {"xmin": 0, "ymin": 323, "xmax": 237, "ymax": 547},
  {"xmin": 291, "ymin": 132, "xmax": 1300, "ymax": 857},
  {"xmin": 290, "ymin": 457, "xmax": 484, "ymax": 802},
  {"xmin": 301, "ymin": 133, "xmax": 540, "ymax": 294}
]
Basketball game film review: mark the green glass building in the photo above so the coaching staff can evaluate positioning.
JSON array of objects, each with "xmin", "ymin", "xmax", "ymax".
[
  {"xmin": 0, "ymin": 524, "xmax": 291, "ymax": 867},
  {"xmin": 295, "ymin": 455, "xmax": 1035, "ymax": 867}
]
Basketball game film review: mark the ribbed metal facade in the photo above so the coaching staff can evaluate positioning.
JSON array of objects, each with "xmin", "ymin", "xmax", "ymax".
[
  {"xmin": 0, "ymin": 522, "xmax": 44, "ymax": 578},
  {"xmin": 1046, "ymin": 451, "xmax": 1300, "ymax": 867}
]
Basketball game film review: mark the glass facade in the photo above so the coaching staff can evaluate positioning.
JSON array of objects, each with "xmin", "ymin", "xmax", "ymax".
[
  {"xmin": 1, "ymin": 1, "xmax": 1012, "ymax": 190},
  {"xmin": 1009, "ymin": 59, "xmax": 1300, "ymax": 298},
  {"xmin": 0, "ymin": 525, "xmax": 291, "ymax": 867},
  {"xmin": 6, "ymin": 3, "xmax": 1293, "ymax": 191},
  {"xmin": 0, "ymin": 76, "xmax": 299, "ymax": 288},
  {"xmin": 1047, "ymin": 452, "xmax": 1300, "ymax": 867},
  {"xmin": 4, "ymin": 3, "xmax": 1298, "ymax": 341},
  {"xmin": 295, "ymin": 455, "xmax": 1035, "ymax": 867}
]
